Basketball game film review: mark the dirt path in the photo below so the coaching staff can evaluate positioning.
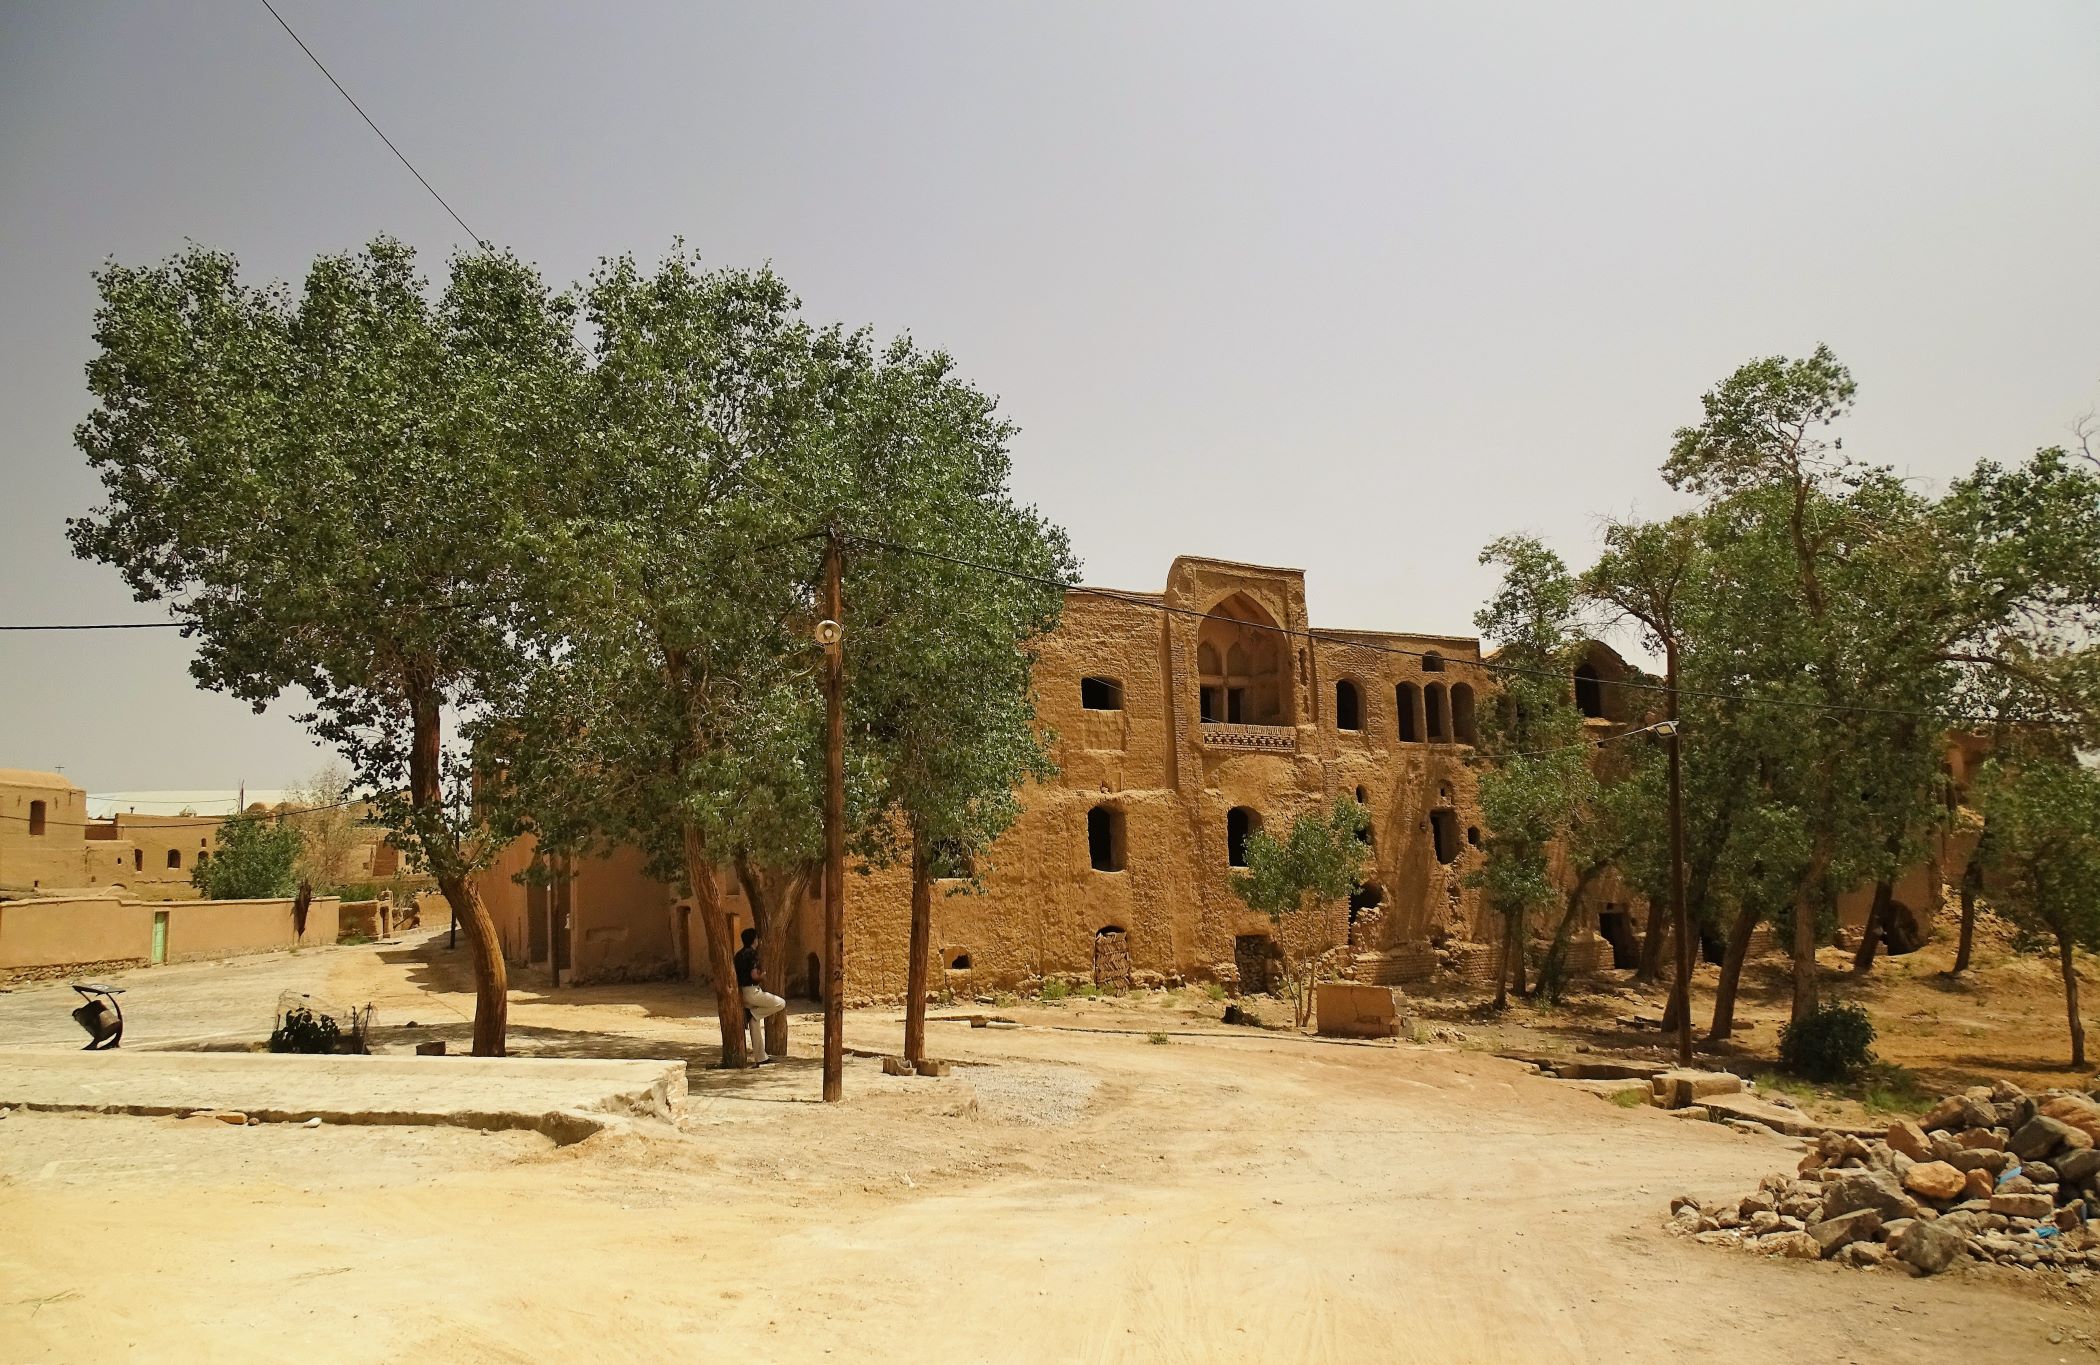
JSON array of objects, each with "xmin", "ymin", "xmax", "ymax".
[{"xmin": 2, "ymin": 938, "xmax": 2091, "ymax": 1362}]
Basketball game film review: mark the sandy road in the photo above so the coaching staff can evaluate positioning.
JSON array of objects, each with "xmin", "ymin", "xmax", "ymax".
[{"xmin": 2, "ymin": 937, "xmax": 2091, "ymax": 1362}]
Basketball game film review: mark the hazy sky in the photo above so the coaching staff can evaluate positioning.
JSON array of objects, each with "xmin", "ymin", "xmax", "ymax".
[{"xmin": 3, "ymin": 2, "xmax": 2096, "ymax": 792}]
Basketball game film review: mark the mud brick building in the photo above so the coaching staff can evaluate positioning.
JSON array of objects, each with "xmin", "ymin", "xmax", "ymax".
[{"xmin": 477, "ymin": 555, "xmax": 1655, "ymax": 999}]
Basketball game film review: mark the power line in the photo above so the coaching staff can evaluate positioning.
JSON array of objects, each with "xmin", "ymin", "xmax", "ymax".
[
  {"xmin": 0, "ymin": 622, "xmax": 186, "ymax": 632},
  {"xmin": 256, "ymin": 0, "xmax": 486, "ymax": 246}
]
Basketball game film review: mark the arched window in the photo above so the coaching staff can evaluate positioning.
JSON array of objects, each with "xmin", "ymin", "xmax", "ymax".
[
  {"xmin": 1354, "ymin": 785, "xmax": 1368, "ymax": 804},
  {"xmin": 1395, "ymin": 683, "xmax": 1421, "ymax": 743},
  {"xmin": 1226, "ymin": 807, "xmax": 1261, "ymax": 867},
  {"xmin": 1430, "ymin": 809, "xmax": 1461, "ymax": 864},
  {"xmin": 1573, "ymin": 663, "xmax": 1605, "ymax": 718},
  {"xmin": 1334, "ymin": 679, "xmax": 1362, "ymax": 731},
  {"xmin": 1080, "ymin": 677, "xmax": 1124, "ymax": 711},
  {"xmin": 1421, "ymin": 651, "xmax": 1445, "ymax": 673},
  {"xmin": 1087, "ymin": 805, "xmax": 1126, "ymax": 872},
  {"xmin": 167, "ymin": 849, "xmax": 182, "ymax": 869},
  {"xmin": 28, "ymin": 800, "xmax": 46, "ymax": 836},
  {"xmin": 1451, "ymin": 683, "xmax": 1477, "ymax": 744},
  {"xmin": 1197, "ymin": 593, "xmax": 1290, "ymax": 726},
  {"xmin": 1425, "ymin": 683, "xmax": 1448, "ymax": 741},
  {"xmin": 947, "ymin": 951, "xmax": 973, "ymax": 971},
  {"xmin": 1349, "ymin": 882, "xmax": 1384, "ymax": 920}
]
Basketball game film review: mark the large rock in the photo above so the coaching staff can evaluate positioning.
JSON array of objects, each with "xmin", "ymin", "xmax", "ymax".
[
  {"xmin": 1822, "ymin": 1169, "xmax": 1920, "ymax": 1223},
  {"xmin": 1956, "ymin": 1127, "xmax": 2007, "ymax": 1151},
  {"xmin": 1886, "ymin": 1120, "xmax": 1932, "ymax": 1162},
  {"xmin": 2012, "ymin": 1115, "xmax": 2090, "ymax": 1163},
  {"xmin": 1765, "ymin": 1231, "xmax": 1823, "ymax": 1260},
  {"xmin": 2042, "ymin": 1095, "xmax": 2100, "ymax": 1146},
  {"xmin": 1903, "ymin": 1161, "xmax": 1968, "ymax": 1203},
  {"xmin": 1891, "ymin": 1219, "xmax": 1969, "ymax": 1275},
  {"xmin": 1990, "ymin": 1192, "xmax": 2054, "ymax": 1220},
  {"xmin": 2055, "ymin": 1147, "xmax": 2100, "ymax": 1186},
  {"xmin": 1964, "ymin": 1168, "xmax": 1995, "ymax": 1200},
  {"xmin": 1650, "ymin": 1069, "xmax": 1745, "ymax": 1110},
  {"xmin": 1921, "ymin": 1095, "xmax": 1967, "ymax": 1132},
  {"xmin": 1806, "ymin": 1208, "xmax": 1883, "ymax": 1257}
]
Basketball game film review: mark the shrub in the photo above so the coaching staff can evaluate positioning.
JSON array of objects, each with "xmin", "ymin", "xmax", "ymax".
[
  {"xmin": 1147, "ymin": 1031, "xmax": 1171, "ymax": 1045},
  {"xmin": 269, "ymin": 1005, "xmax": 342, "ymax": 1054},
  {"xmin": 1778, "ymin": 1000, "xmax": 1877, "ymax": 1082},
  {"xmin": 1039, "ymin": 978, "xmax": 1069, "ymax": 1001}
]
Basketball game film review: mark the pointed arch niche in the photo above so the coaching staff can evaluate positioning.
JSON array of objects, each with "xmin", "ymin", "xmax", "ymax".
[{"xmin": 1196, "ymin": 592, "xmax": 1292, "ymax": 727}]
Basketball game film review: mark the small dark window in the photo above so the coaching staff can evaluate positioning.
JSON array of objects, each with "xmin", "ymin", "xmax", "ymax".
[
  {"xmin": 1226, "ymin": 807, "xmax": 1261, "ymax": 867},
  {"xmin": 1574, "ymin": 663, "xmax": 1605, "ymax": 719},
  {"xmin": 1451, "ymin": 683, "xmax": 1477, "ymax": 745},
  {"xmin": 167, "ymin": 849, "xmax": 182, "ymax": 869},
  {"xmin": 1349, "ymin": 882, "xmax": 1384, "ymax": 920},
  {"xmin": 1200, "ymin": 686, "xmax": 1221, "ymax": 722},
  {"xmin": 28, "ymin": 800, "xmax": 46, "ymax": 836},
  {"xmin": 947, "ymin": 951, "xmax": 973, "ymax": 971},
  {"xmin": 1087, "ymin": 806, "xmax": 1126, "ymax": 872},
  {"xmin": 196, "ymin": 850, "xmax": 210, "ymax": 865},
  {"xmin": 133, "ymin": 849, "xmax": 143, "ymax": 872},
  {"xmin": 1431, "ymin": 808, "xmax": 1460, "ymax": 864},
  {"xmin": 1425, "ymin": 683, "xmax": 1448, "ymax": 741},
  {"xmin": 1395, "ymin": 683, "xmax": 1420, "ymax": 742},
  {"xmin": 1081, "ymin": 677, "xmax": 1124, "ymax": 711},
  {"xmin": 1354, "ymin": 786, "xmax": 1368, "ymax": 804},
  {"xmin": 1421, "ymin": 652, "xmax": 1445, "ymax": 673},
  {"xmin": 1466, "ymin": 825, "xmax": 1481, "ymax": 848},
  {"xmin": 1335, "ymin": 679, "xmax": 1362, "ymax": 731},
  {"xmin": 1226, "ymin": 687, "xmax": 1246, "ymax": 723}
]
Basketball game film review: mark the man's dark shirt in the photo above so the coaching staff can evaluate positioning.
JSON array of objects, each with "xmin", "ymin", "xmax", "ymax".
[{"xmin": 733, "ymin": 945, "xmax": 759, "ymax": 990}]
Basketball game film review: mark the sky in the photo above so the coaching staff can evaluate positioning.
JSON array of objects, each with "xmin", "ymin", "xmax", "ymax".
[{"xmin": 2, "ymin": 1, "xmax": 2097, "ymax": 793}]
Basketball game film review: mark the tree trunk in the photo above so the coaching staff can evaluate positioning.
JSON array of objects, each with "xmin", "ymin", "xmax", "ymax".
[
  {"xmin": 2059, "ymin": 925, "xmax": 2086, "ymax": 1071},
  {"xmin": 1951, "ymin": 846, "xmax": 1983, "ymax": 975},
  {"xmin": 1510, "ymin": 906, "xmax": 1528, "ymax": 999},
  {"xmin": 1492, "ymin": 911, "xmax": 1512, "ymax": 1010},
  {"xmin": 1635, "ymin": 895, "xmax": 1670, "ymax": 984},
  {"xmin": 1852, "ymin": 878, "xmax": 1893, "ymax": 975},
  {"xmin": 1537, "ymin": 862, "xmax": 1603, "ymax": 1002},
  {"xmin": 668, "ymin": 899, "xmax": 691, "ymax": 982},
  {"xmin": 904, "ymin": 827, "xmax": 933, "ymax": 1064},
  {"xmin": 1789, "ymin": 847, "xmax": 1830, "ymax": 1026},
  {"xmin": 1707, "ymin": 904, "xmax": 1761, "ymax": 1042},
  {"xmin": 734, "ymin": 854, "xmax": 800, "ymax": 1058},
  {"xmin": 407, "ymin": 685, "xmax": 508, "ymax": 1056},
  {"xmin": 681, "ymin": 823, "xmax": 746, "ymax": 1067}
]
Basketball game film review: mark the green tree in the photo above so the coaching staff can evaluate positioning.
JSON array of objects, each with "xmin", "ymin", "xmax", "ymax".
[
  {"xmin": 1470, "ymin": 536, "xmax": 1597, "ymax": 1009},
  {"xmin": 1228, "ymin": 796, "xmax": 1369, "ymax": 1029},
  {"xmin": 70, "ymin": 238, "xmax": 578, "ymax": 1055},
  {"xmin": 1978, "ymin": 755, "xmax": 2100, "ymax": 1068},
  {"xmin": 194, "ymin": 811, "xmax": 302, "ymax": 900}
]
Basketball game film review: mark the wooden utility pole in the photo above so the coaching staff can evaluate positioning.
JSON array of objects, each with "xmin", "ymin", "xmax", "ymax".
[
  {"xmin": 820, "ymin": 529, "xmax": 847, "ymax": 1103},
  {"xmin": 1663, "ymin": 642, "xmax": 1692, "ymax": 1068}
]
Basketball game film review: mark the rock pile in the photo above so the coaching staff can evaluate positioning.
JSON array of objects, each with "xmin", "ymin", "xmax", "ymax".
[{"xmin": 1668, "ymin": 1082, "xmax": 2100, "ymax": 1277}]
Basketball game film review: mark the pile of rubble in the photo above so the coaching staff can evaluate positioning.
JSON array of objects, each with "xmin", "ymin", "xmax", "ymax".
[{"xmin": 1669, "ymin": 1081, "xmax": 2100, "ymax": 1276}]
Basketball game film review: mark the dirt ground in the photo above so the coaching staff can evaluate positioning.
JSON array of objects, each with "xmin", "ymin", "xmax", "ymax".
[{"xmin": 3, "ymin": 929, "xmax": 2093, "ymax": 1363}]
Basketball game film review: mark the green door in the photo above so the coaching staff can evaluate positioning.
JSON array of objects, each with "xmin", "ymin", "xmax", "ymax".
[{"xmin": 151, "ymin": 911, "xmax": 168, "ymax": 964}]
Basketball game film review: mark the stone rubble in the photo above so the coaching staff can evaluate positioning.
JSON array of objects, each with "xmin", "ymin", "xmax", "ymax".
[{"xmin": 1667, "ymin": 1081, "xmax": 2100, "ymax": 1279}]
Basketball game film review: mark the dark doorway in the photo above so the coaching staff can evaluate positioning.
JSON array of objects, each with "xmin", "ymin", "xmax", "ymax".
[
  {"xmin": 1574, "ymin": 663, "xmax": 1605, "ymax": 719},
  {"xmin": 1087, "ymin": 806, "xmax": 1126, "ymax": 872},
  {"xmin": 1599, "ymin": 909, "xmax": 1640, "ymax": 969},
  {"xmin": 1430, "ymin": 808, "xmax": 1460, "ymax": 864}
]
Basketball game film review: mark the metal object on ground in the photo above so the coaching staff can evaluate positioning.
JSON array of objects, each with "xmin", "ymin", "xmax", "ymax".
[{"xmin": 70, "ymin": 982, "xmax": 125, "ymax": 1050}]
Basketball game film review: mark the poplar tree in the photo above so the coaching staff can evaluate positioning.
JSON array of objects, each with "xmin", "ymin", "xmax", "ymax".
[
  {"xmin": 1978, "ymin": 755, "xmax": 2100, "ymax": 1069},
  {"xmin": 71, "ymin": 238, "xmax": 578, "ymax": 1055}
]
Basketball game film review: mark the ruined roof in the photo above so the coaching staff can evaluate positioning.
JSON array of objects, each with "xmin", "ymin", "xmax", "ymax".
[{"xmin": 0, "ymin": 768, "xmax": 80, "ymax": 791}]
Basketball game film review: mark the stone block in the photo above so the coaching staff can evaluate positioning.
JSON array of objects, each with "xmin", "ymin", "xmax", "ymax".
[
  {"xmin": 1989, "ymin": 1192, "xmax": 2053, "ymax": 1220},
  {"xmin": 882, "ymin": 1056, "xmax": 912, "ymax": 1076},
  {"xmin": 1822, "ymin": 1169, "xmax": 1919, "ymax": 1223},
  {"xmin": 2013, "ymin": 1115, "xmax": 2090, "ymax": 1163},
  {"xmin": 913, "ymin": 1059, "xmax": 952, "ymax": 1078},
  {"xmin": 415, "ymin": 1040, "xmax": 446, "ymax": 1057},
  {"xmin": 1650, "ymin": 1069, "xmax": 1746, "ymax": 1110},
  {"xmin": 1806, "ymin": 1208, "xmax": 1882, "ymax": 1257},
  {"xmin": 1314, "ymin": 982, "xmax": 1404, "ymax": 1038},
  {"xmin": 1902, "ymin": 1161, "xmax": 1968, "ymax": 1203},
  {"xmin": 1885, "ymin": 1120, "xmax": 1932, "ymax": 1162},
  {"xmin": 1892, "ymin": 1219, "xmax": 1968, "ymax": 1275}
]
